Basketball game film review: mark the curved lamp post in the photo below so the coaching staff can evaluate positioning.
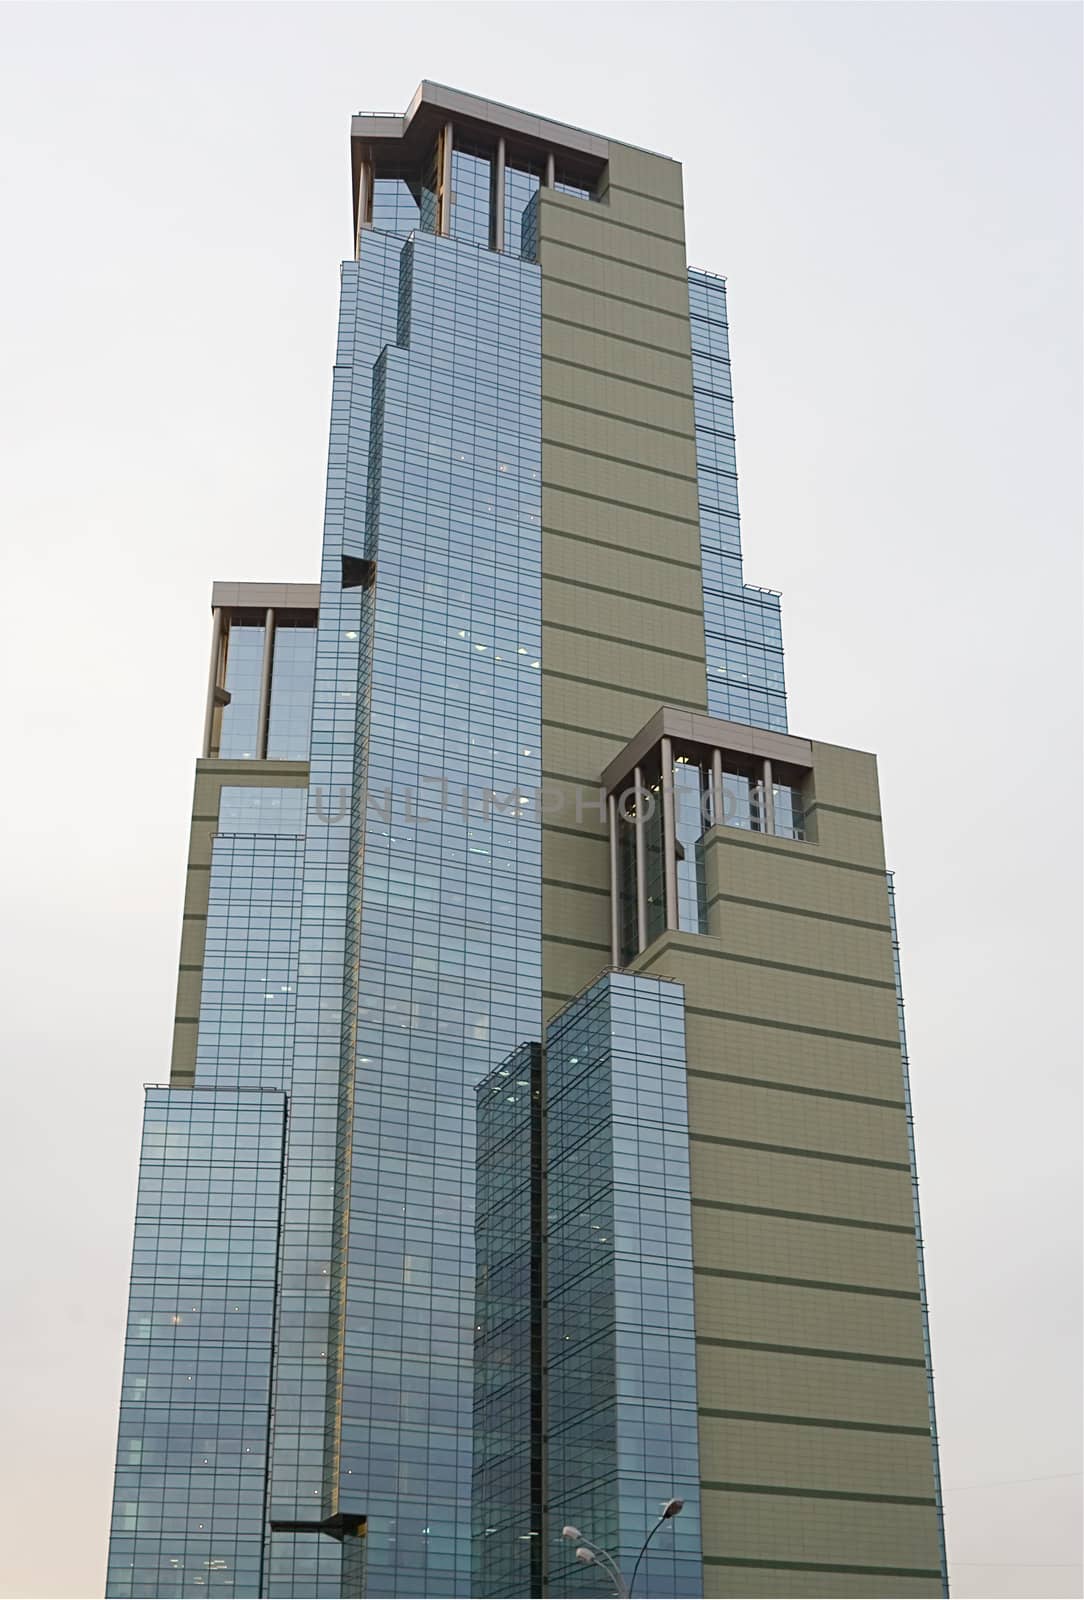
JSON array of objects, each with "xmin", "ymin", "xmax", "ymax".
[{"xmin": 562, "ymin": 1499, "xmax": 684, "ymax": 1599}]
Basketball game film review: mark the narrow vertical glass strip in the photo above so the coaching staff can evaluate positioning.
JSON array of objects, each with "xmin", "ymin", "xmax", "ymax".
[{"xmin": 887, "ymin": 873, "xmax": 950, "ymax": 1597}]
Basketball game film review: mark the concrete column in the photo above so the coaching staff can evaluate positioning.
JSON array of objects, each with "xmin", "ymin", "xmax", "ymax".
[
  {"xmin": 440, "ymin": 121, "xmax": 454, "ymax": 236},
  {"xmin": 634, "ymin": 765, "xmax": 648, "ymax": 954},
  {"xmin": 661, "ymin": 737, "xmax": 678, "ymax": 931},
  {"xmin": 608, "ymin": 793, "xmax": 620, "ymax": 968},
  {"xmin": 493, "ymin": 137, "xmax": 506, "ymax": 251},
  {"xmin": 712, "ymin": 747, "xmax": 724, "ymax": 829},
  {"xmin": 202, "ymin": 607, "xmax": 224, "ymax": 758},
  {"xmin": 762, "ymin": 757, "xmax": 776, "ymax": 837},
  {"xmin": 256, "ymin": 608, "xmax": 276, "ymax": 760},
  {"xmin": 544, "ymin": 151, "xmax": 555, "ymax": 188}
]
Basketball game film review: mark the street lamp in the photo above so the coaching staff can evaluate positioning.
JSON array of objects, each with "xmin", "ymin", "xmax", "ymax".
[{"xmin": 561, "ymin": 1499, "xmax": 684, "ymax": 1598}]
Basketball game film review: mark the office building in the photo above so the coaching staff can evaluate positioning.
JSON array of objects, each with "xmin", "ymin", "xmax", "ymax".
[{"xmin": 106, "ymin": 82, "xmax": 948, "ymax": 1599}]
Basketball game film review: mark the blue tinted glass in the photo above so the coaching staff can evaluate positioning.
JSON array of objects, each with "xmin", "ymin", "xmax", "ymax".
[
  {"xmin": 218, "ymin": 624, "xmax": 264, "ymax": 757},
  {"xmin": 266, "ymin": 624, "xmax": 316, "ymax": 759}
]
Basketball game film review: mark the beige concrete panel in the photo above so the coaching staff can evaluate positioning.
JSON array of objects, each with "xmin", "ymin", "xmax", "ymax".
[
  {"xmin": 544, "ymin": 542, "xmax": 704, "ymax": 612},
  {"xmin": 702, "ymin": 1564, "xmax": 941, "ymax": 1598},
  {"xmin": 174, "ymin": 967, "xmax": 204, "ymax": 1023},
  {"xmin": 700, "ymin": 1490, "xmax": 941, "ymax": 1574},
  {"xmin": 536, "ymin": 775, "xmax": 620, "ymax": 829},
  {"xmin": 696, "ymin": 1341, "xmax": 931, "ymax": 1428},
  {"xmin": 806, "ymin": 806, "xmax": 888, "ymax": 868},
  {"xmin": 543, "ymin": 362, "xmax": 695, "ymax": 434},
  {"xmin": 542, "ymin": 936, "xmax": 609, "ymax": 1012},
  {"xmin": 543, "ymin": 279, "xmax": 693, "ymax": 358},
  {"xmin": 692, "ymin": 1205, "xmax": 921, "ymax": 1293},
  {"xmin": 544, "ymin": 439, "xmax": 698, "ymax": 520},
  {"xmin": 704, "ymin": 895, "xmax": 896, "ymax": 984},
  {"xmin": 683, "ymin": 1011, "xmax": 908, "ymax": 1102},
  {"xmin": 697, "ymin": 1414, "xmax": 936, "ymax": 1499},
  {"xmin": 544, "ymin": 402, "xmax": 697, "ymax": 485},
  {"xmin": 809, "ymin": 741, "xmax": 883, "ymax": 816},
  {"xmin": 693, "ymin": 1272, "xmax": 929, "ymax": 1361},
  {"xmin": 702, "ymin": 832, "xmax": 895, "ymax": 925},
  {"xmin": 544, "ymin": 497, "xmax": 702, "ymax": 565},
  {"xmin": 687, "ymin": 1075, "xmax": 911, "ymax": 1166},
  {"xmin": 541, "ymin": 828, "xmax": 610, "ymax": 891},
  {"xmin": 690, "ymin": 1142, "xmax": 914, "ymax": 1229},
  {"xmin": 178, "ymin": 917, "xmax": 208, "ymax": 968},
  {"xmin": 636, "ymin": 936, "xmax": 902, "ymax": 1046},
  {"xmin": 543, "ymin": 581, "xmax": 705, "ymax": 656},
  {"xmin": 543, "ymin": 677, "xmax": 691, "ymax": 747},
  {"xmin": 543, "ymin": 725, "xmax": 633, "ymax": 789},
  {"xmin": 543, "ymin": 322, "xmax": 696, "ymax": 397},
  {"xmin": 605, "ymin": 143, "xmax": 687, "ymax": 209},
  {"xmin": 542, "ymin": 881, "xmax": 610, "ymax": 946},
  {"xmin": 543, "ymin": 198, "xmax": 689, "ymax": 273},
  {"xmin": 544, "ymin": 629, "xmax": 707, "ymax": 709},
  {"xmin": 542, "ymin": 239, "xmax": 692, "ymax": 318},
  {"xmin": 598, "ymin": 188, "xmax": 690, "ymax": 246}
]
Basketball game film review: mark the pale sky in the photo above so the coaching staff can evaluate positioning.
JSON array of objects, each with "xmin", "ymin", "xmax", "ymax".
[{"xmin": 0, "ymin": 4, "xmax": 1080, "ymax": 1598}]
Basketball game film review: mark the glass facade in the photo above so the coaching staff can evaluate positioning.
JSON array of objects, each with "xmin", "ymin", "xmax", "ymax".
[
  {"xmin": 545, "ymin": 974, "xmax": 703, "ymax": 1599},
  {"xmin": 106, "ymin": 1088, "xmax": 287, "ymax": 1599},
  {"xmin": 689, "ymin": 270, "xmax": 789, "ymax": 733},
  {"xmin": 267, "ymin": 623, "xmax": 317, "ymax": 760},
  {"xmin": 472, "ymin": 1043, "xmax": 543, "ymax": 1597},
  {"xmin": 195, "ymin": 834, "xmax": 304, "ymax": 1092},
  {"xmin": 108, "ymin": 98, "xmax": 942, "ymax": 1600},
  {"xmin": 218, "ymin": 623, "xmax": 265, "ymax": 758}
]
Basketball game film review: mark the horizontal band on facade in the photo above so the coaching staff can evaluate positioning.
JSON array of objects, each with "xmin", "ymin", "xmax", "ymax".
[
  {"xmin": 543, "ymin": 434, "xmax": 698, "ymax": 485},
  {"xmin": 191, "ymin": 813, "xmax": 220, "ymax": 823},
  {"xmin": 544, "ymin": 617, "xmax": 705, "ymax": 664},
  {"xmin": 684, "ymin": 1002, "xmax": 901, "ymax": 1052},
  {"xmin": 542, "ymin": 876, "xmax": 609, "ymax": 898},
  {"xmin": 542, "ymin": 477, "xmax": 701, "ymax": 526},
  {"xmin": 541, "ymin": 821, "xmax": 610, "ymax": 844},
  {"xmin": 694, "ymin": 1265, "xmax": 921, "ymax": 1301},
  {"xmin": 689, "ymin": 1130, "xmax": 910, "ymax": 1173},
  {"xmin": 544, "ymin": 392, "xmax": 693, "ymax": 444},
  {"xmin": 702, "ymin": 1556, "xmax": 942, "ymax": 1580},
  {"xmin": 185, "ymin": 863, "xmax": 211, "ymax": 873},
  {"xmin": 699, "ymin": 1407, "xmax": 930, "ymax": 1438},
  {"xmin": 703, "ymin": 828, "xmax": 889, "ymax": 878},
  {"xmin": 541, "ymin": 670, "xmax": 705, "ymax": 712},
  {"xmin": 545, "ymin": 311, "xmax": 696, "ymax": 365},
  {"xmin": 542, "ymin": 272, "xmax": 693, "ymax": 324},
  {"xmin": 685, "ymin": 1067, "xmax": 906, "ymax": 1111},
  {"xmin": 541, "ymin": 716, "xmax": 651, "ymax": 750},
  {"xmin": 806, "ymin": 800, "xmax": 884, "ymax": 822},
  {"xmin": 174, "ymin": 1016, "xmax": 200, "ymax": 1026},
  {"xmin": 182, "ymin": 913, "xmax": 208, "ymax": 922},
  {"xmin": 543, "ymin": 518, "xmax": 702, "ymax": 561},
  {"xmin": 543, "ymin": 351, "xmax": 694, "ymax": 405},
  {"xmin": 691, "ymin": 1196, "xmax": 915, "ymax": 1235},
  {"xmin": 541, "ymin": 933, "xmax": 610, "ymax": 953},
  {"xmin": 543, "ymin": 232, "xmax": 690, "ymax": 288},
  {"xmin": 707, "ymin": 889, "xmax": 892, "ymax": 934},
  {"xmin": 542, "ymin": 569, "xmax": 703, "ymax": 616},
  {"xmin": 177, "ymin": 965, "xmax": 204, "ymax": 974},
  {"xmin": 642, "ymin": 933, "xmax": 897, "ymax": 992},
  {"xmin": 701, "ymin": 1479, "xmax": 937, "ymax": 1507},
  {"xmin": 605, "ymin": 180, "xmax": 687, "ymax": 213},
  {"xmin": 695, "ymin": 1335, "xmax": 926, "ymax": 1368},
  {"xmin": 683, "ymin": 1002, "xmax": 900, "ymax": 1051}
]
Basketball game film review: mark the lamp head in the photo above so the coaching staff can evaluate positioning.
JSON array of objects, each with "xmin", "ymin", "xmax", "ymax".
[
  {"xmin": 562, "ymin": 1525, "xmax": 582, "ymax": 1541},
  {"xmin": 661, "ymin": 1498, "xmax": 684, "ymax": 1519}
]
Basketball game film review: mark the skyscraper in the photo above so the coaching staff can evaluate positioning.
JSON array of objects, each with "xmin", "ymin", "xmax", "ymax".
[{"xmin": 106, "ymin": 82, "xmax": 948, "ymax": 1600}]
